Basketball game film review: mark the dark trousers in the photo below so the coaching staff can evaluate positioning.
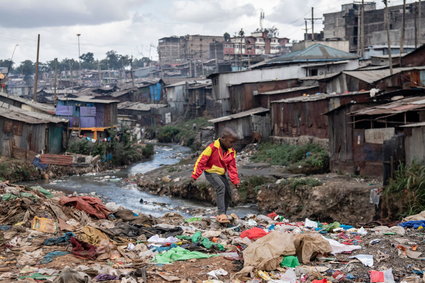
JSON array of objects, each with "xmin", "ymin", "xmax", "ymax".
[{"xmin": 204, "ymin": 172, "xmax": 232, "ymax": 215}]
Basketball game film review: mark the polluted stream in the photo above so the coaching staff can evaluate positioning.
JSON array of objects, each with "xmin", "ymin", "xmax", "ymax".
[{"xmin": 35, "ymin": 144, "xmax": 257, "ymax": 217}]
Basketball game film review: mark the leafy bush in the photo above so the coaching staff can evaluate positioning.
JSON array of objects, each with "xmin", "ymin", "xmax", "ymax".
[
  {"xmin": 251, "ymin": 143, "xmax": 329, "ymax": 174},
  {"xmin": 67, "ymin": 128, "xmax": 154, "ymax": 167},
  {"xmin": 157, "ymin": 126, "xmax": 180, "ymax": 143},
  {"xmin": 384, "ymin": 162, "xmax": 425, "ymax": 216},
  {"xmin": 157, "ymin": 117, "xmax": 211, "ymax": 149},
  {"xmin": 280, "ymin": 177, "xmax": 323, "ymax": 190}
]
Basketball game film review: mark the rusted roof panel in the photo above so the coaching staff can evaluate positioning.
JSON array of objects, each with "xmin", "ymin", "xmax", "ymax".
[
  {"xmin": 350, "ymin": 96, "xmax": 425, "ymax": 116},
  {"xmin": 209, "ymin": 107, "xmax": 269, "ymax": 124}
]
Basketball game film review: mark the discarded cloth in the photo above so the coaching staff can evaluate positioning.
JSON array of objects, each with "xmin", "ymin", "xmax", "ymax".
[
  {"xmin": 280, "ymin": 256, "xmax": 300, "ymax": 268},
  {"xmin": 60, "ymin": 196, "xmax": 111, "ymax": 219},
  {"xmin": 70, "ymin": 237, "xmax": 97, "ymax": 260},
  {"xmin": 294, "ymin": 233, "xmax": 332, "ymax": 264},
  {"xmin": 44, "ymin": 232, "xmax": 75, "ymax": 246},
  {"xmin": 403, "ymin": 211, "xmax": 425, "ymax": 222},
  {"xmin": 177, "ymin": 231, "xmax": 225, "ymax": 251},
  {"xmin": 153, "ymin": 247, "xmax": 216, "ymax": 264},
  {"xmin": 399, "ymin": 220, "xmax": 425, "ymax": 229},
  {"xmin": 322, "ymin": 222, "xmax": 340, "ymax": 232},
  {"xmin": 2, "ymin": 192, "xmax": 38, "ymax": 201},
  {"xmin": 240, "ymin": 227, "xmax": 268, "ymax": 240},
  {"xmin": 53, "ymin": 267, "xmax": 91, "ymax": 283},
  {"xmin": 78, "ymin": 226, "xmax": 110, "ymax": 246},
  {"xmin": 235, "ymin": 231, "xmax": 296, "ymax": 278},
  {"xmin": 32, "ymin": 157, "xmax": 48, "ymax": 170},
  {"xmin": 41, "ymin": 251, "xmax": 70, "ymax": 264}
]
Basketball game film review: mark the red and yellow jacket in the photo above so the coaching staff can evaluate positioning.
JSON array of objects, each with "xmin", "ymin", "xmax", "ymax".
[{"xmin": 192, "ymin": 139, "xmax": 240, "ymax": 185}]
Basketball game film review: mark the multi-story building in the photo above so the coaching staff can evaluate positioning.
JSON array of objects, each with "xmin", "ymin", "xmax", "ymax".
[
  {"xmin": 158, "ymin": 35, "xmax": 224, "ymax": 65},
  {"xmin": 223, "ymin": 29, "xmax": 290, "ymax": 59},
  {"xmin": 324, "ymin": 2, "xmax": 425, "ymax": 56}
]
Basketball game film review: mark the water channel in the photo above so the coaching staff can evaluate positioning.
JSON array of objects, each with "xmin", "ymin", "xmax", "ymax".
[{"xmin": 35, "ymin": 144, "xmax": 257, "ymax": 217}]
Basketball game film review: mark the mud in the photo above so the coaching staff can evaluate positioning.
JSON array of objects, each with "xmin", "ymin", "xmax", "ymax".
[{"xmin": 257, "ymin": 175, "xmax": 379, "ymax": 225}]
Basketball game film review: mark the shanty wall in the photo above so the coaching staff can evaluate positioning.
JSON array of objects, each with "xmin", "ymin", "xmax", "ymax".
[
  {"xmin": 228, "ymin": 79, "xmax": 298, "ymax": 114},
  {"xmin": 271, "ymin": 93, "xmax": 370, "ymax": 140},
  {"xmin": 57, "ymin": 101, "xmax": 118, "ymax": 128},
  {"xmin": 404, "ymin": 127, "xmax": 425, "ymax": 164},
  {"xmin": 272, "ymin": 99, "xmax": 329, "ymax": 139},
  {"xmin": 376, "ymin": 70, "xmax": 425, "ymax": 90},
  {"xmin": 258, "ymin": 86, "xmax": 320, "ymax": 109},
  {"xmin": 328, "ymin": 106, "xmax": 355, "ymax": 174},
  {"xmin": 402, "ymin": 47, "xmax": 425, "ymax": 67},
  {"xmin": 0, "ymin": 118, "xmax": 46, "ymax": 158},
  {"xmin": 166, "ymin": 85, "xmax": 186, "ymax": 120},
  {"xmin": 187, "ymin": 87, "xmax": 208, "ymax": 119},
  {"xmin": 214, "ymin": 113, "xmax": 271, "ymax": 140}
]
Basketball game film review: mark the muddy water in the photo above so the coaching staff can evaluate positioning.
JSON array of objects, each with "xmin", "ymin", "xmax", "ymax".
[{"xmin": 37, "ymin": 144, "xmax": 257, "ymax": 217}]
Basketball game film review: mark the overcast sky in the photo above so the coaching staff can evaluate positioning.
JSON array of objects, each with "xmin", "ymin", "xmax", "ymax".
[{"xmin": 0, "ymin": 0, "xmax": 415, "ymax": 64}]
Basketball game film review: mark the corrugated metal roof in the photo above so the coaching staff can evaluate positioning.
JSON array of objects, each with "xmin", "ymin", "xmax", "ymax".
[
  {"xmin": 0, "ymin": 104, "xmax": 67, "ymax": 124},
  {"xmin": 209, "ymin": 107, "xmax": 269, "ymax": 124},
  {"xmin": 344, "ymin": 66, "xmax": 425, "ymax": 84},
  {"xmin": 58, "ymin": 96, "xmax": 119, "ymax": 104},
  {"xmin": 350, "ymin": 96, "xmax": 425, "ymax": 116},
  {"xmin": 259, "ymin": 85, "xmax": 319, "ymax": 96},
  {"xmin": 251, "ymin": 44, "xmax": 358, "ymax": 69},
  {"xmin": 118, "ymin": 102, "xmax": 167, "ymax": 111},
  {"xmin": 0, "ymin": 92, "xmax": 55, "ymax": 114},
  {"xmin": 271, "ymin": 91, "xmax": 370, "ymax": 104}
]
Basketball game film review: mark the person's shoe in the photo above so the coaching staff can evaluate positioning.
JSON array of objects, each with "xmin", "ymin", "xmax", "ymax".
[{"xmin": 216, "ymin": 214, "xmax": 230, "ymax": 223}]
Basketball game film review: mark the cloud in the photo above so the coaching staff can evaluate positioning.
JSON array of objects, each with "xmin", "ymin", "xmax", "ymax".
[
  {"xmin": 171, "ymin": 0, "xmax": 256, "ymax": 23},
  {"xmin": 0, "ymin": 0, "xmax": 140, "ymax": 28}
]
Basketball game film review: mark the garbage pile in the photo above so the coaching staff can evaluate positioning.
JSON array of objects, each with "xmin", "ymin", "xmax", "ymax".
[{"xmin": 1, "ymin": 181, "xmax": 425, "ymax": 282}]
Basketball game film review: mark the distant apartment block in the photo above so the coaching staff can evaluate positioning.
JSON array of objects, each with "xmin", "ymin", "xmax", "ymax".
[
  {"xmin": 324, "ymin": 2, "xmax": 425, "ymax": 54},
  {"xmin": 223, "ymin": 30, "xmax": 290, "ymax": 58},
  {"xmin": 158, "ymin": 35, "xmax": 224, "ymax": 65}
]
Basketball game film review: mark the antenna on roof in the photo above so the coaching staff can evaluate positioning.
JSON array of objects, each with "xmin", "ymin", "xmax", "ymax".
[{"xmin": 260, "ymin": 10, "xmax": 265, "ymax": 31}]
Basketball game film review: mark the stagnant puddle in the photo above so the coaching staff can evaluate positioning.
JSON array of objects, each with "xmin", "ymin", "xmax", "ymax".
[{"xmin": 32, "ymin": 144, "xmax": 257, "ymax": 217}]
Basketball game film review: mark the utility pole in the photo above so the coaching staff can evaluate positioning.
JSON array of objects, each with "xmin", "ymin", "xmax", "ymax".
[
  {"xmin": 384, "ymin": 0, "xmax": 393, "ymax": 75},
  {"xmin": 304, "ymin": 7, "xmax": 322, "ymax": 41},
  {"xmin": 305, "ymin": 20, "xmax": 308, "ymax": 40},
  {"xmin": 53, "ymin": 58, "xmax": 58, "ymax": 104},
  {"xmin": 360, "ymin": 0, "xmax": 365, "ymax": 57},
  {"xmin": 400, "ymin": 0, "xmax": 406, "ymax": 66},
  {"xmin": 77, "ymin": 34, "xmax": 81, "ymax": 83},
  {"xmin": 33, "ymin": 34, "xmax": 40, "ymax": 101},
  {"xmin": 130, "ymin": 56, "xmax": 135, "ymax": 88},
  {"xmin": 418, "ymin": 0, "xmax": 422, "ymax": 44},
  {"xmin": 415, "ymin": 2, "xmax": 418, "ymax": 48},
  {"xmin": 214, "ymin": 41, "xmax": 219, "ymax": 72}
]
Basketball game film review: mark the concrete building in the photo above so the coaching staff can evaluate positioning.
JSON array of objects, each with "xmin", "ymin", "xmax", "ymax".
[
  {"xmin": 324, "ymin": 2, "xmax": 425, "ymax": 55},
  {"xmin": 158, "ymin": 35, "xmax": 224, "ymax": 65}
]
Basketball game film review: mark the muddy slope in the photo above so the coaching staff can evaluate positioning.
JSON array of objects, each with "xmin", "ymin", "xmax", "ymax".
[{"xmin": 257, "ymin": 179, "xmax": 378, "ymax": 225}]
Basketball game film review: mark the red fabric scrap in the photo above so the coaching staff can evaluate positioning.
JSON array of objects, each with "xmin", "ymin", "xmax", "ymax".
[
  {"xmin": 267, "ymin": 212, "xmax": 278, "ymax": 219},
  {"xmin": 240, "ymin": 227, "xmax": 268, "ymax": 240},
  {"xmin": 369, "ymin": 271, "xmax": 384, "ymax": 283},
  {"xmin": 60, "ymin": 196, "xmax": 111, "ymax": 219},
  {"xmin": 70, "ymin": 237, "xmax": 97, "ymax": 260},
  {"xmin": 312, "ymin": 280, "xmax": 328, "ymax": 283}
]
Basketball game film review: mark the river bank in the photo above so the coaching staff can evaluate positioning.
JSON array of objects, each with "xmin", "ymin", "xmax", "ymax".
[{"xmin": 133, "ymin": 143, "xmax": 383, "ymax": 226}]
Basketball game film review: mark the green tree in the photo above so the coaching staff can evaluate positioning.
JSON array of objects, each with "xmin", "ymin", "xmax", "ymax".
[
  {"xmin": 16, "ymin": 60, "xmax": 35, "ymax": 77},
  {"xmin": 0, "ymin": 60, "xmax": 13, "ymax": 73},
  {"xmin": 80, "ymin": 52, "xmax": 95, "ymax": 69},
  {"xmin": 106, "ymin": 50, "xmax": 120, "ymax": 69},
  {"xmin": 223, "ymin": 32, "xmax": 231, "ymax": 42}
]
